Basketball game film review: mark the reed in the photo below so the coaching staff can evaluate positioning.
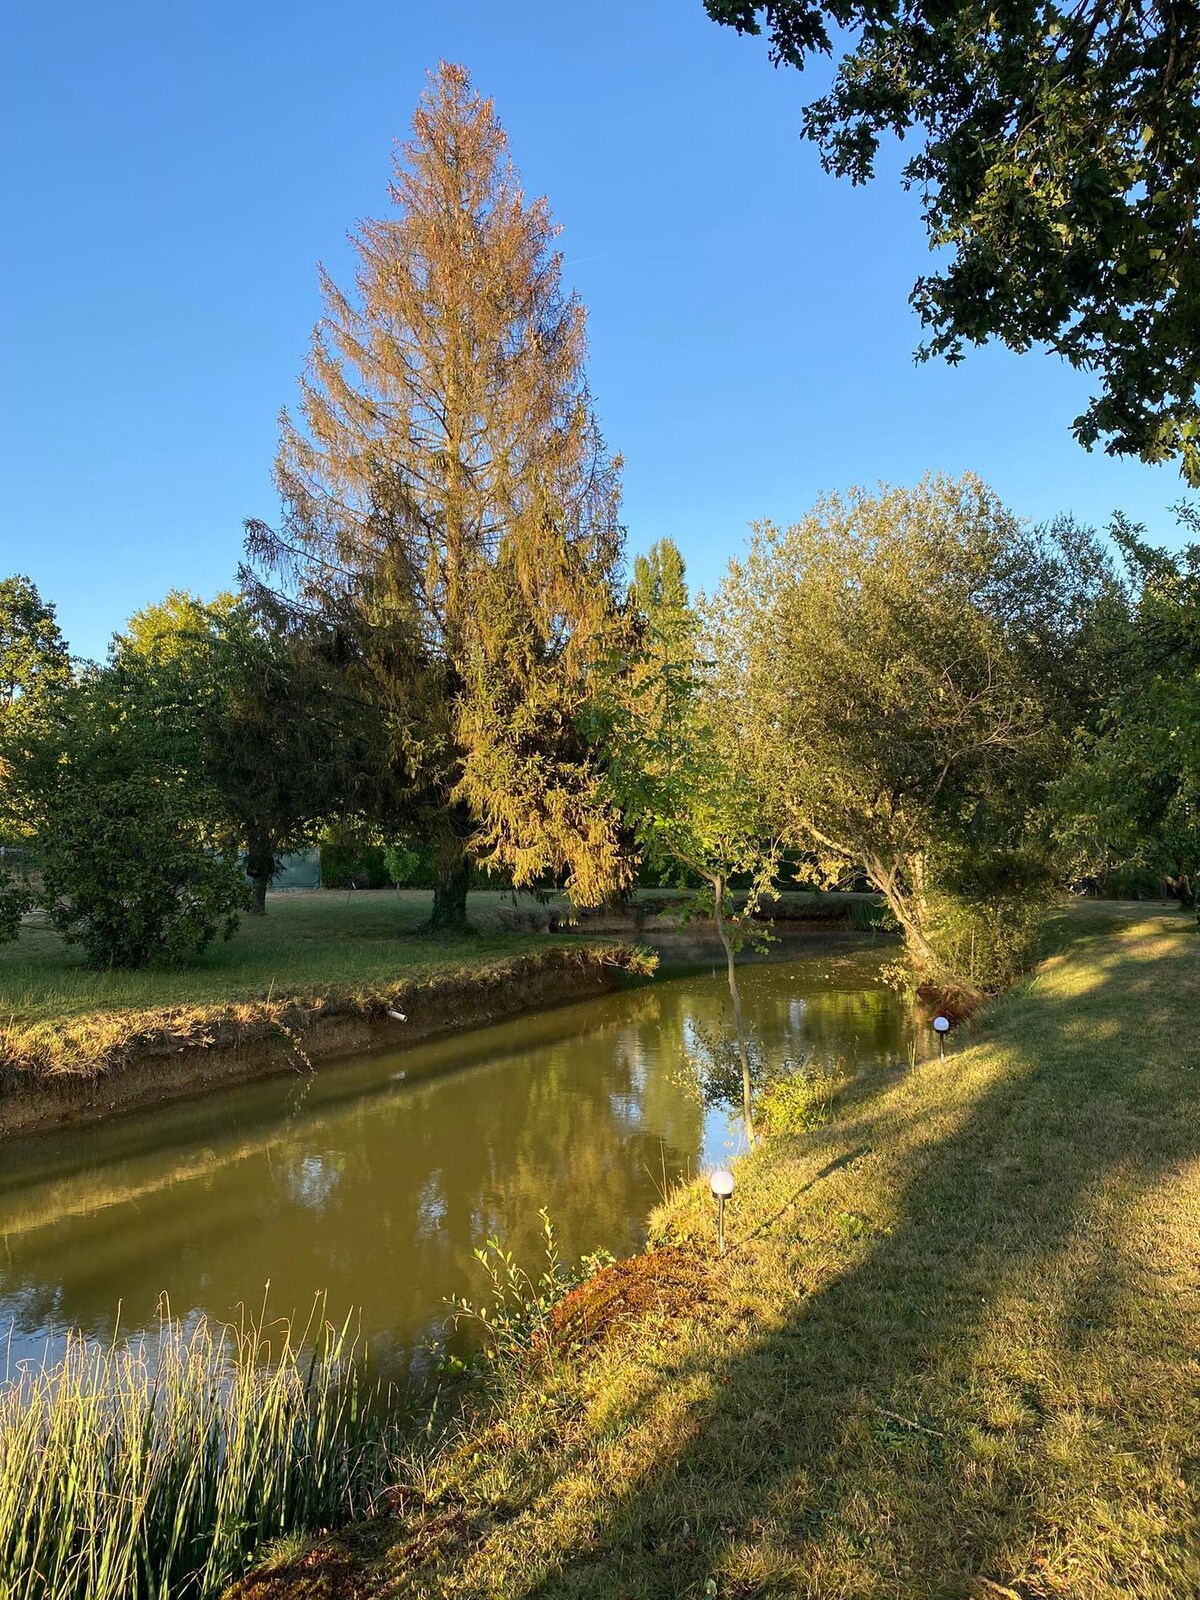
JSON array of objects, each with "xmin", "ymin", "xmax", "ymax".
[{"xmin": 0, "ymin": 1302, "xmax": 396, "ymax": 1600}]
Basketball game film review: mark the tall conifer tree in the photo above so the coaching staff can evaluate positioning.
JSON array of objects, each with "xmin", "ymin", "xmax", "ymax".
[{"xmin": 247, "ymin": 63, "xmax": 628, "ymax": 929}]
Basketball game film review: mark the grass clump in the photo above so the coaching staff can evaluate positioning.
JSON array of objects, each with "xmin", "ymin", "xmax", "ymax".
[
  {"xmin": 0, "ymin": 1304, "xmax": 398, "ymax": 1600},
  {"xmin": 755, "ymin": 1061, "xmax": 837, "ymax": 1136}
]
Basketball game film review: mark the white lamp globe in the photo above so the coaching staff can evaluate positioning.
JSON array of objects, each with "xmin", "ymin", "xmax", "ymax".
[
  {"xmin": 710, "ymin": 1168, "xmax": 736, "ymax": 1199},
  {"xmin": 933, "ymin": 1015, "xmax": 950, "ymax": 1034}
]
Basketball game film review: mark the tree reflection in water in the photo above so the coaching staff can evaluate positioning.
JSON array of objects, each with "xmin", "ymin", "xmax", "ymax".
[{"xmin": 0, "ymin": 939, "xmax": 911, "ymax": 1384}]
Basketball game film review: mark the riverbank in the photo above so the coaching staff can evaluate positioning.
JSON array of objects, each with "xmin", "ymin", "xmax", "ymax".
[
  {"xmin": 0, "ymin": 893, "xmax": 654, "ymax": 1138},
  {"xmin": 229, "ymin": 902, "xmax": 1200, "ymax": 1599},
  {"xmin": 0, "ymin": 888, "xmax": 885, "ymax": 1139}
]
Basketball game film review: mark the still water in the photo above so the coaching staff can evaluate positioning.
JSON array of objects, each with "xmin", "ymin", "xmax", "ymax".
[{"xmin": 0, "ymin": 939, "xmax": 912, "ymax": 1382}]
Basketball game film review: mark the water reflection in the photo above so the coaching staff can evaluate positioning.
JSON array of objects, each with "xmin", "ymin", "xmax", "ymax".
[{"xmin": 0, "ymin": 938, "xmax": 912, "ymax": 1382}]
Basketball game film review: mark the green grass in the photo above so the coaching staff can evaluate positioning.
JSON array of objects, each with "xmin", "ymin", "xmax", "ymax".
[
  {"xmin": 0, "ymin": 891, "xmax": 633, "ymax": 1077},
  {"xmin": 0, "ymin": 1304, "xmax": 400, "ymax": 1600},
  {"xmin": 227, "ymin": 902, "xmax": 1200, "ymax": 1599}
]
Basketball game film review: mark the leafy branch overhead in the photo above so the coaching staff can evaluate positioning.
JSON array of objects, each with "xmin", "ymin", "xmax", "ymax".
[{"xmin": 706, "ymin": 1, "xmax": 1200, "ymax": 481}]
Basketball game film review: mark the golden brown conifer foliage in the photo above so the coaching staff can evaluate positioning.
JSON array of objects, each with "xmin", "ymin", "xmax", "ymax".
[{"xmin": 248, "ymin": 63, "xmax": 628, "ymax": 923}]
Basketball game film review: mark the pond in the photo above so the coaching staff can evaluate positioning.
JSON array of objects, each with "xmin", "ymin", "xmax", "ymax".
[{"xmin": 0, "ymin": 938, "xmax": 913, "ymax": 1385}]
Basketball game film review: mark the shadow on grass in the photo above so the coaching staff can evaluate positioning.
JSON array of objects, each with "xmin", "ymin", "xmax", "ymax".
[{"xmin": 510, "ymin": 923, "xmax": 1200, "ymax": 1599}]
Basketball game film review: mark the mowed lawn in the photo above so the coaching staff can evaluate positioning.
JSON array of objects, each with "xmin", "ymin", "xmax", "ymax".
[
  {"xmin": 233, "ymin": 902, "xmax": 1200, "ymax": 1600},
  {"xmin": 0, "ymin": 891, "xmax": 589, "ymax": 1075}
]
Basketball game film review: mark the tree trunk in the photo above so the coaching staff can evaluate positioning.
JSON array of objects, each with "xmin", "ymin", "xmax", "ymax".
[
  {"xmin": 712, "ymin": 873, "xmax": 756, "ymax": 1147},
  {"xmin": 1164, "ymin": 867, "xmax": 1196, "ymax": 910},
  {"xmin": 865, "ymin": 853, "xmax": 949, "ymax": 987},
  {"xmin": 427, "ymin": 809, "xmax": 473, "ymax": 934},
  {"xmin": 246, "ymin": 837, "xmax": 276, "ymax": 917}
]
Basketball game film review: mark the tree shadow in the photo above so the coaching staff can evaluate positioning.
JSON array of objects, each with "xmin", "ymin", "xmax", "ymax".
[{"xmin": 508, "ymin": 928, "xmax": 1200, "ymax": 1598}]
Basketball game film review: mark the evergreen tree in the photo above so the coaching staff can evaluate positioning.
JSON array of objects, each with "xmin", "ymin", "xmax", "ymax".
[{"xmin": 247, "ymin": 63, "xmax": 628, "ymax": 930}]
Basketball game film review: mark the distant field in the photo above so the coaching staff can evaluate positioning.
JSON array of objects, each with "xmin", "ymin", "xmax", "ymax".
[
  {"xmin": 0, "ymin": 891, "xmax": 548, "ymax": 1025},
  {"xmin": 0, "ymin": 886, "xmax": 892, "ymax": 1078}
]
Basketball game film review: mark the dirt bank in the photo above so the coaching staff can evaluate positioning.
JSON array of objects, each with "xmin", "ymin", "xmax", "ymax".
[{"xmin": 0, "ymin": 944, "xmax": 648, "ymax": 1141}]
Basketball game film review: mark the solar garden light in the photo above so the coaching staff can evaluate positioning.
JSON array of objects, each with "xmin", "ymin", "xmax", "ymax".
[
  {"xmin": 710, "ymin": 1168, "xmax": 735, "ymax": 1255},
  {"xmin": 933, "ymin": 1013, "xmax": 950, "ymax": 1063}
]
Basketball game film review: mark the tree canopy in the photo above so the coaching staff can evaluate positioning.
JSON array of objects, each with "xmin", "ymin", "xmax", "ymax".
[
  {"xmin": 705, "ymin": 1, "xmax": 1200, "ymax": 481},
  {"xmin": 0, "ymin": 575, "xmax": 70, "ymax": 722},
  {"xmin": 113, "ymin": 592, "xmax": 376, "ymax": 914},
  {"xmin": 714, "ymin": 474, "xmax": 1116, "ymax": 991},
  {"xmin": 1054, "ymin": 508, "xmax": 1200, "ymax": 905}
]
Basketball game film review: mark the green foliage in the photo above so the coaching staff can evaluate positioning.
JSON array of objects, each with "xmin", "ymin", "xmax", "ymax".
[
  {"xmin": 38, "ymin": 773, "xmax": 247, "ymax": 970},
  {"xmin": 0, "ymin": 1305, "xmax": 397, "ymax": 1600},
  {"xmin": 1053, "ymin": 511, "xmax": 1200, "ymax": 909},
  {"xmin": 715, "ymin": 475, "xmax": 1112, "ymax": 990},
  {"xmin": 601, "ymin": 538, "xmax": 780, "ymax": 907},
  {"xmin": 7, "ymin": 661, "xmax": 248, "ymax": 969},
  {"xmin": 113, "ymin": 590, "xmax": 373, "ymax": 912},
  {"xmin": 705, "ymin": 1, "xmax": 1200, "ymax": 482},
  {"xmin": 0, "ymin": 870, "xmax": 32, "ymax": 944},
  {"xmin": 600, "ymin": 537, "xmax": 782, "ymax": 1137},
  {"xmin": 447, "ymin": 1209, "xmax": 612, "ymax": 1377},
  {"xmin": 922, "ymin": 891, "xmax": 1046, "ymax": 997},
  {"xmin": 0, "ymin": 574, "xmax": 70, "ymax": 721},
  {"xmin": 756, "ymin": 1063, "xmax": 835, "ymax": 1136},
  {"xmin": 383, "ymin": 839, "xmax": 421, "ymax": 887},
  {"xmin": 320, "ymin": 839, "xmax": 392, "ymax": 890}
]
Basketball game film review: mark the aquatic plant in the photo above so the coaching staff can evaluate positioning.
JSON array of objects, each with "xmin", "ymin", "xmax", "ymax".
[{"xmin": 0, "ymin": 1301, "xmax": 397, "ymax": 1600}]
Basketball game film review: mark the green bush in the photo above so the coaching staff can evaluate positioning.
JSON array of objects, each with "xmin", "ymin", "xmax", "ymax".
[
  {"xmin": 319, "ymin": 840, "xmax": 392, "ymax": 889},
  {"xmin": 924, "ymin": 889, "xmax": 1045, "ymax": 994},
  {"xmin": 37, "ymin": 778, "xmax": 248, "ymax": 968},
  {"xmin": 383, "ymin": 840, "xmax": 421, "ymax": 886},
  {"xmin": 321, "ymin": 834, "xmax": 522, "ymax": 892},
  {"xmin": 758, "ymin": 1065, "xmax": 836, "ymax": 1136}
]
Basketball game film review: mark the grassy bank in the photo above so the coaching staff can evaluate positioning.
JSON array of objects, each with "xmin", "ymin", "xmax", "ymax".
[
  {"xmin": 227, "ymin": 903, "xmax": 1200, "ymax": 1599},
  {"xmin": 0, "ymin": 891, "xmax": 646, "ymax": 1080},
  {"xmin": 0, "ymin": 888, "xmax": 881, "ymax": 1083}
]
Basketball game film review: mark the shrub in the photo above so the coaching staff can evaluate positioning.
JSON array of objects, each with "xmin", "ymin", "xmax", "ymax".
[
  {"xmin": 758, "ymin": 1064, "xmax": 836, "ymax": 1136},
  {"xmin": 921, "ymin": 845, "xmax": 1054, "ymax": 993},
  {"xmin": 37, "ymin": 777, "xmax": 248, "ymax": 968},
  {"xmin": 383, "ymin": 840, "xmax": 421, "ymax": 886},
  {"xmin": 319, "ymin": 840, "xmax": 392, "ymax": 889},
  {"xmin": 924, "ymin": 887, "xmax": 1046, "ymax": 994}
]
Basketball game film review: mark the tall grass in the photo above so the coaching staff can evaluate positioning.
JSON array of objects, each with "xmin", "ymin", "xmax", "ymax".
[{"xmin": 0, "ymin": 1303, "xmax": 397, "ymax": 1600}]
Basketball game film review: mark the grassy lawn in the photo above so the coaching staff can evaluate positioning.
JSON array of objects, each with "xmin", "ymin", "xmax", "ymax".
[
  {"xmin": 0, "ymin": 891, "xmax": 622, "ymax": 1076},
  {"xmin": 231, "ymin": 902, "xmax": 1200, "ymax": 1599}
]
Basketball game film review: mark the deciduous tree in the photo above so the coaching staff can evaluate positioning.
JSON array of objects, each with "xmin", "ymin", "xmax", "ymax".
[
  {"xmin": 601, "ymin": 539, "xmax": 781, "ymax": 1142},
  {"xmin": 716, "ymin": 474, "xmax": 1114, "ymax": 994},
  {"xmin": 7, "ymin": 660, "xmax": 247, "ymax": 968},
  {"xmin": 114, "ymin": 592, "xmax": 377, "ymax": 914},
  {"xmin": 706, "ymin": 1, "xmax": 1200, "ymax": 480},
  {"xmin": 1053, "ymin": 509, "xmax": 1200, "ymax": 908}
]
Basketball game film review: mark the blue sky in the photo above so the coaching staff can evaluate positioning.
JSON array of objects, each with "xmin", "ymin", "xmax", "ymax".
[{"xmin": 1, "ymin": 0, "xmax": 1190, "ymax": 662}]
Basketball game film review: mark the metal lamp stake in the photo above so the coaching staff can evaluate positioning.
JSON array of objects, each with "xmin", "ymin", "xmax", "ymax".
[
  {"xmin": 710, "ymin": 1168, "xmax": 735, "ymax": 1255},
  {"xmin": 933, "ymin": 1014, "xmax": 950, "ymax": 1063}
]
